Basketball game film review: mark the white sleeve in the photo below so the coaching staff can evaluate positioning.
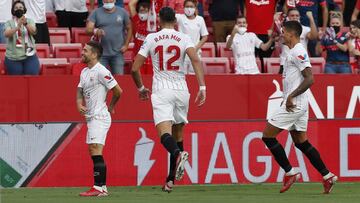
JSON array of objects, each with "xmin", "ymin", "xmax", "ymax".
[
  {"xmin": 199, "ymin": 17, "xmax": 209, "ymax": 37},
  {"xmin": 253, "ymin": 33, "xmax": 264, "ymax": 49},
  {"xmin": 138, "ymin": 35, "xmax": 152, "ymax": 58},
  {"xmin": 98, "ymin": 68, "xmax": 118, "ymax": 90},
  {"xmin": 292, "ymin": 47, "xmax": 312, "ymax": 71}
]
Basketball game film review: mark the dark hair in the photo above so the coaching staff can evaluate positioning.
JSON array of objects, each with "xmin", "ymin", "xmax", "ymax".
[
  {"xmin": 159, "ymin": 7, "xmax": 176, "ymax": 23},
  {"xmin": 351, "ymin": 19, "xmax": 360, "ymax": 29},
  {"xmin": 236, "ymin": 15, "xmax": 246, "ymax": 20},
  {"xmin": 11, "ymin": 0, "xmax": 27, "ymax": 16},
  {"xmin": 86, "ymin": 41, "xmax": 103, "ymax": 59},
  {"xmin": 184, "ymin": 0, "xmax": 197, "ymax": 6},
  {"xmin": 283, "ymin": 20, "xmax": 302, "ymax": 37},
  {"xmin": 136, "ymin": 0, "xmax": 151, "ymax": 13},
  {"xmin": 287, "ymin": 8, "xmax": 299, "ymax": 15}
]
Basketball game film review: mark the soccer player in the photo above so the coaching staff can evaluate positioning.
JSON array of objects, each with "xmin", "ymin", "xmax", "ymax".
[
  {"xmin": 131, "ymin": 7, "xmax": 206, "ymax": 193},
  {"xmin": 77, "ymin": 41, "xmax": 122, "ymax": 197},
  {"xmin": 262, "ymin": 21, "xmax": 337, "ymax": 194}
]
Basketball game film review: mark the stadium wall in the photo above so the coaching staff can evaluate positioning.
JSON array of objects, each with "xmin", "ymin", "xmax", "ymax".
[{"xmin": 0, "ymin": 75, "xmax": 359, "ymax": 187}]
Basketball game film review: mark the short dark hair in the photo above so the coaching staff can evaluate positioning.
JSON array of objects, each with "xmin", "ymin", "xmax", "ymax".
[
  {"xmin": 184, "ymin": 0, "xmax": 197, "ymax": 6},
  {"xmin": 287, "ymin": 8, "xmax": 299, "ymax": 15},
  {"xmin": 136, "ymin": 0, "xmax": 151, "ymax": 13},
  {"xmin": 86, "ymin": 41, "xmax": 103, "ymax": 59},
  {"xmin": 283, "ymin": 20, "xmax": 302, "ymax": 37},
  {"xmin": 11, "ymin": 0, "xmax": 27, "ymax": 16},
  {"xmin": 236, "ymin": 15, "xmax": 246, "ymax": 20},
  {"xmin": 159, "ymin": 7, "xmax": 176, "ymax": 23},
  {"xmin": 351, "ymin": 19, "xmax": 360, "ymax": 29}
]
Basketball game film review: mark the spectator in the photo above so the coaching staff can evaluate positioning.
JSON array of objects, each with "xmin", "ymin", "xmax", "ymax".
[
  {"xmin": 87, "ymin": 0, "xmax": 133, "ymax": 74},
  {"xmin": 351, "ymin": 0, "xmax": 360, "ymax": 23},
  {"xmin": 176, "ymin": 0, "xmax": 208, "ymax": 74},
  {"xmin": 348, "ymin": 19, "xmax": 360, "ymax": 74},
  {"xmin": 279, "ymin": 9, "xmax": 318, "ymax": 73},
  {"xmin": 295, "ymin": 0, "xmax": 328, "ymax": 57},
  {"xmin": 129, "ymin": 0, "xmax": 153, "ymax": 74},
  {"xmin": 226, "ymin": 15, "xmax": 274, "ymax": 74},
  {"xmin": 244, "ymin": 0, "xmax": 277, "ymax": 73},
  {"xmin": 98, "ymin": 0, "xmax": 124, "ymax": 7},
  {"xmin": 24, "ymin": 0, "xmax": 50, "ymax": 45},
  {"xmin": 0, "ymin": 0, "xmax": 12, "ymax": 43},
  {"xmin": 4, "ymin": 0, "xmax": 40, "ymax": 75},
  {"xmin": 54, "ymin": 0, "xmax": 94, "ymax": 29},
  {"xmin": 209, "ymin": 0, "xmax": 240, "ymax": 43},
  {"xmin": 343, "ymin": 0, "xmax": 357, "ymax": 26},
  {"xmin": 318, "ymin": 12, "xmax": 351, "ymax": 74}
]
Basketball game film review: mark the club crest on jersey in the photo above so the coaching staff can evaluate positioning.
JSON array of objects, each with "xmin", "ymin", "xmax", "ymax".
[
  {"xmin": 104, "ymin": 75, "xmax": 112, "ymax": 80},
  {"xmin": 297, "ymin": 53, "xmax": 308, "ymax": 63}
]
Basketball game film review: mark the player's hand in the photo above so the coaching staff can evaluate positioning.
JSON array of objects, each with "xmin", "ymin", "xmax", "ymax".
[
  {"xmin": 77, "ymin": 104, "xmax": 87, "ymax": 115},
  {"xmin": 306, "ymin": 11, "xmax": 313, "ymax": 19},
  {"xmin": 195, "ymin": 90, "xmax": 206, "ymax": 107},
  {"xmin": 120, "ymin": 44, "xmax": 128, "ymax": 53},
  {"xmin": 232, "ymin": 25, "xmax": 240, "ymax": 35},
  {"xmin": 95, "ymin": 28, "xmax": 105, "ymax": 38},
  {"xmin": 286, "ymin": 96, "xmax": 296, "ymax": 112},
  {"xmin": 139, "ymin": 88, "xmax": 151, "ymax": 101}
]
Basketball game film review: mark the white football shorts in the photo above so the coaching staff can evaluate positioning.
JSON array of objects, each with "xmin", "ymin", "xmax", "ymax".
[
  {"xmin": 268, "ymin": 106, "xmax": 309, "ymax": 132},
  {"xmin": 86, "ymin": 116, "xmax": 111, "ymax": 145},
  {"xmin": 151, "ymin": 89, "xmax": 190, "ymax": 126}
]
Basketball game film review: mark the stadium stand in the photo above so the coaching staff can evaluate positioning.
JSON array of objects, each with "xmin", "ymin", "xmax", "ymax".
[
  {"xmin": 202, "ymin": 57, "xmax": 230, "ymax": 74},
  {"xmin": 52, "ymin": 43, "xmax": 82, "ymax": 59},
  {"xmin": 201, "ymin": 42, "xmax": 216, "ymax": 57},
  {"xmin": 49, "ymin": 28, "xmax": 71, "ymax": 44}
]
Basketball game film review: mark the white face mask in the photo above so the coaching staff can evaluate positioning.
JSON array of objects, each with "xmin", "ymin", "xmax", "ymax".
[
  {"xmin": 184, "ymin": 7, "xmax": 195, "ymax": 17},
  {"xmin": 103, "ymin": 2, "xmax": 115, "ymax": 10},
  {"xmin": 238, "ymin": 27, "xmax": 247, "ymax": 35},
  {"xmin": 139, "ymin": 13, "xmax": 149, "ymax": 21}
]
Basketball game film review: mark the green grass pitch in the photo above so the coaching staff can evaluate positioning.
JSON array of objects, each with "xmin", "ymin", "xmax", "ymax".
[{"xmin": 1, "ymin": 183, "xmax": 360, "ymax": 203}]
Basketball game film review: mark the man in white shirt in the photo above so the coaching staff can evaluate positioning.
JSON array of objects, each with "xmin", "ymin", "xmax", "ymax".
[
  {"xmin": 131, "ymin": 7, "xmax": 206, "ymax": 193},
  {"xmin": 262, "ymin": 20, "xmax": 337, "ymax": 194},
  {"xmin": 77, "ymin": 41, "xmax": 122, "ymax": 197},
  {"xmin": 24, "ymin": 0, "xmax": 50, "ymax": 44},
  {"xmin": 176, "ymin": 0, "xmax": 208, "ymax": 74},
  {"xmin": 226, "ymin": 15, "xmax": 274, "ymax": 74},
  {"xmin": 54, "ymin": 0, "xmax": 94, "ymax": 28},
  {"xmin": 0, "ymin": 0, "xmax": 12, "ymax": 43}
]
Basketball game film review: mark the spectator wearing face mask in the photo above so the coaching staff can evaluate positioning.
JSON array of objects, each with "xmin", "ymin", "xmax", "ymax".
[
  {"xmin": 318, "ymin": 12, "xmax": 351, "ymax": 74},
  {"xmin": 86, "ymin": 0, "xmax": 132, "ymax": 74},
  {"xmin": 129, "ymin": 0, "xmax": 153, "ymax": 74},
  {"xmin": 175, "ymin": 0, "xmax": 208, "ymax": 74},
  {"xmin": 226, "ymin": 15, "xmax": 274, "ymax": 74}
]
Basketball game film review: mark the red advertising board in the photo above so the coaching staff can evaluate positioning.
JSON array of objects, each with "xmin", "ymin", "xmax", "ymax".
[{"xmin": 28, "ymin": 120, "xmax": 360, "ymax": 187}]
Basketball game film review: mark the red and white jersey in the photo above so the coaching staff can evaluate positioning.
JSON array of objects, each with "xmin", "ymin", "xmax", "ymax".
[
  {"xmin": 283, "ymin": 43, "xmax": 312, "ymax": 110},
  {"xmin": 78, "ymin": 63, "xmax": 118, "ymax": 120},
  {"xmin": 138, "ymin": 28, "xmax": 195, "ymax": 92}
]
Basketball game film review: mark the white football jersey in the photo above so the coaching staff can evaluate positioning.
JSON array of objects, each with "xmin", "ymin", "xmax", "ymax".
[
  {"xmin": 280, "ymin": 25, "xmax": 310, "ymax": 65},
  {"xmin": 138, "ymin": 28, "xmax": 195, "ymax": 92},
  {"xmin": 78, "ymin": 63, "xmax": 118, "ymax": 120},
  {"xmin": 283, "ymin": 43, "xmax": 312, "ymax": 110},
  {"xmin": 226, "ymin": 32, "xmax": 262, "ymax": 74}
]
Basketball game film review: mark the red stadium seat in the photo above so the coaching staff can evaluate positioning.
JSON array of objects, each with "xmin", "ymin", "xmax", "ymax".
[
  {"xmin": 0, "ymin": 44, "xmax": 6, "ymax": 60},
  {"xmin": 69, "ymin": 58, "xmax": 87, "ymax": 75},
  {"xmin": 36, "ymin": 44, "xmax": 50, "ymax": 58},
  {"xmin": 310, "ymin": 57, "xmax": 325, "ymax": 73},
  {"xmin": 201, "ymin": 43, "xmax": 216, "ymax": 57},
  {"xmin": 264, "ymin": 57, "xmax": 280, "ymax": 73},
  {"xmin": 39, "ymin": 58, "xmax": 68, "ymax": 65},
  {"xmin": 52, "ymin": 43, "xmax": 82, "ymax": 59},
  {"xmin": 201, "ymin": 57, "xmax": 230, "ymax": 74},
  {"xmin": 49, "ymin": 28, "xmax": 71, "ymax": 44},
  {"xmin": 217, "ymin": 42, "xmax": 233, "ymax": 58},
  {"xmin": 123, "ymin": 42, "xmax": 135, "ymax": 61},
  {"xmin": 46, "ymin": 12, "xmax": 58, "ymax": 27},
  {"xmin": 71, "ymin": 28, "xmax": 91, "ymax": 45},
  {"xmin": 41, "ymin": 63, "xmax": 71, "ymax": 75}
]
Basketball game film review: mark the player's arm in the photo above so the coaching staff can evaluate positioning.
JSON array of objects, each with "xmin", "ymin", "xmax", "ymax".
[
  {"xmin": 306, "ymin": 11, "xmax": 318, "ymax": 40},
  {"xmin": 196, "ymin": 35, "xmax": 208, "ymax": 52},
  {"xmin": 129, "ymin": 0, "xmax": 138, "ymax": 17},
  {"xmin": 286, "ymin": 67, "xmax": 314, "ymax": 111},
  {"xmin": 131, "ymin": 54, "xmax": 150, "ymax": 100},
  {"xmin": 108, "ymin": 85, "xmax": 123, "ymax": 114},
  {"xmin": 76, "ymin": 87, "xmax": 87, "ymax": 115},
  {"xmin": 120, "ymin": 17, "xmax": 133, "ymax": 53},
  {"xmin": 226, "ymin": 25, "xmax": 239, "ymax": 49},
  {"xmin": 186, "ymin": 47, "xmax": 206, "ymax": 106},
  {"xmin": 260, "ymin": 37, "xmax": 274, "ymax": 51}
]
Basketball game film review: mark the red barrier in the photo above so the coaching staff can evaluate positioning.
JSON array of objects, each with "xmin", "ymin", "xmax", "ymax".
[
  {"xmin": 28, "ymin": 120, "xmax": 360, "ymax": 187},
  {"xmin": 0, "ymin": 75, "xmax": 360, "ymax": 122}
]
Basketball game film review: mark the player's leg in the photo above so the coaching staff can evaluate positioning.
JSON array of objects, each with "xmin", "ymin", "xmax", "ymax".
[
  {"xmin": 291, "ymin": 130, "xmax": 337, "ymax": 194},
  {"xmin": 166, "ymin": 123, "xmax": 185, "ymax": 183}
]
